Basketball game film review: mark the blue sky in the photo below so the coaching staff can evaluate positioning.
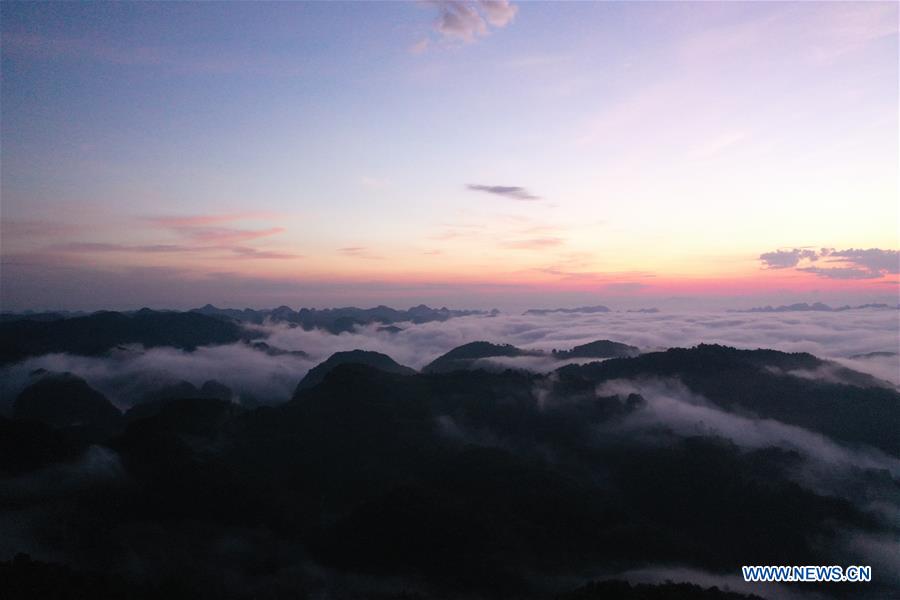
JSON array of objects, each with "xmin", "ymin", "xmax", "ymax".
[{"xmin": 1, "ymin": 1, "xmax": 897, "ymax": 310}]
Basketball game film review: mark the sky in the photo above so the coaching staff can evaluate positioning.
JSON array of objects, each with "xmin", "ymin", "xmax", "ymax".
[{"xmin": 1, "ymin": 1, "xmax": 898, "ymax": 311}]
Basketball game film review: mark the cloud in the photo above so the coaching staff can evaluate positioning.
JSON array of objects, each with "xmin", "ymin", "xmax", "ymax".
[
  {"xmin": 501, "ymin": 237, "xmax": 563, "ymax": 250},
  {"xmin": 409, "ymin": 38, "xmax": 430, "ymax": 55},
  {"xmin": 145, "ymin": 213, "xmax": 275, "ymax": 228},
  {"xmin": 145, "ymin": 213, "xmax": 286, "ymax": 245},
  {"xmin": 827, "ymin": 248, "xmax": 900, "ymax": 274},
  {"xmin": 229, "ymin": 247, "xmax": 300, "ymax": 260},
  {"xmin": 3, "ymin": 309, "xmax": 896, "ymax": 597},
  {"xmin": 47, "ymin": 242, "xmax": 299, "ymax": 260},
  {"xmin": 39, "ymin": 213, "xmax": 298, "ymax": 260},
  {"xmin": 2, "ymin": 305, "xmax": 897, "ymax": 425},
  {"xmin": 832, "ymin": 354, "xmax": 900, "ymax": 387},
  {"xmin": 760, "ymin": 247, "xmax": 899, "ymax": 279},
  {"xmin": 424, "ymin": 1, "xmax": 518, "ymax": 44},
  {"xmin": 477, "ymin": 0, "xmax": 518, "ymax": 27},
  {"xmin": 759, "ymin": 248, "xmax": 819, "ymax": 269},
  {"xmin": 797, "ymin": 266, "xmax": 882, "ymax": 280},
  {"xmin": 596, "ymin": 377, "xmax": 900, "ymax": 475},
  {"xmin": 174, "ymin": 226, "xmax": 285, "ymax": 244},
  {"xmin": 338, "ymin": 247, "xmax": 384, "ymax": 260},
  {"xmin": 257, "ymin": 306, "xmax": 899, "ymax": 379},
  {"xmin": 466, "ymin": 184, "xmax": 540, "ymax": 200},
  {"xmin": 50, "ymin": 242, "xmax": 200, "ymax": 254},
  {"xmin": 0, "ymin": 342, "xmax": 316, "ymax": 412},
  {"xmin": 618, "ymin": 566, "xmax": 810, "ymax": 600}
]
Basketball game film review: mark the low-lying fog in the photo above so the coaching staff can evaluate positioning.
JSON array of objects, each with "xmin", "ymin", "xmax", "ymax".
[{"xmin": 2, "ymin": 307, "xmax": 897, "ymax": 411}]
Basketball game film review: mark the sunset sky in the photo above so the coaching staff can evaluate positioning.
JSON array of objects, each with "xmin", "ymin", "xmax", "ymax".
[{"xmin": 2, "ymin": 1, "xmax": 898, "ymax": 310}]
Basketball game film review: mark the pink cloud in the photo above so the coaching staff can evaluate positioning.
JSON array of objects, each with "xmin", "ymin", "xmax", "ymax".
[
  {"xmin": 145, "ymin": 213, "xmax": 287, "ymax": 245},
  {"xmin": 501, "ymin": 237, "xmax": 564, "ymax": 250},
  {"xmin": 180, "ymin": 226, "xmax": 286, "ymax": 244},
  {"xmin": 338, "ymin": 246, "xmax": 384, "ymax": 260},
  {"xmin": 145, "ymin": 212, "xmax": 277, "ymax": 228}
]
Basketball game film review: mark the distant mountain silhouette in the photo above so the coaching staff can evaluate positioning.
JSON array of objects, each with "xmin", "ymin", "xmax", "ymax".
[
  {"xmin": 294, "ymin": 350, "xmax": 417, "ymax": 393},
  {"xmin": 0, "ymin": 310, "xmax": 88, "ymax": 323},
  {"xmin": 524, "ymin": 305, "xmax": 610, "ymax": 315},
  {"xmin": 735, "ymin": 302, "xmax": 895, "ymax": 313},
  {"xmin": 247, "ymin": 341, "xmax": 308, "ymax": 358},
  {"xmin": 552, "ymin": 340, "xmax": 639, "ymax": 359},
  {"xmin": 849, "ymin": 350, "xmax": 898, "ymax": 359},
  {"xmin": 191, "ymin": 303, "xmax": 495, "ymax": 333},
  {"xmin": 13, "ymin": 372, "xmax": 122, "ymax": 437},
  {"xmin": 0, "ymin": 309, "xmax": 245, "ymax": 364}
]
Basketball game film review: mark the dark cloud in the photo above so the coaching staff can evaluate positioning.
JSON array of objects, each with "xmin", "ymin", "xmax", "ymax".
[
  {"xmin": 430, "ymin": 1, "xmax": 517, "ymax": 43},
  {"xmin": 797, "ymin": 266, "xmax": 882, "ymax": 279},
  {"xmin": 478, "ymin": 0, "xmax": 518, "ymax": 27},
  {"xmin": 760, "ymin": 247, "xmax": 899, "ymax": 279},
  {"xmin": 466, "ymin": 184, "xmax": 539, "ymax": 200},
  {"xmin": 827, "ymin": 248, "xmax": 900, "ymax": 274},
  {"xmin": 759, "ymin": 248, "xmax": 818, "ymax": 269}
]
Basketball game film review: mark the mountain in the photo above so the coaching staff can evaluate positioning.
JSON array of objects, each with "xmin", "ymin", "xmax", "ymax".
[
  {"xmin": 423, "ymin": 339, "xmax": 640, "ymax": 374},
  {"xmin": 557, "ymin": 580, "xmax": 764, "ymax": 600},
  {"xmin": 191, "ymin": 303, "xmax": 495, "ymax": 333},
  {"xmin": 524, "ymin": 305, "xmax": 610, "ymax": 315},
  {"xmin": 0, "ymin": 306, "xmax": 493, "ymax": 360},
  {"xmin": 736, "ymin": 302, "xmax": 895, "ymax": 313},
  {"xmin": 247, "ymin": 341, "xmax": 308, "ymax": 358},
  {"xmin": 0, "ymin": 310, "xmax": 88, "ymax": 323},
  {"xmin": 552, "ymin": 339, "xmax": 640, "ymax": 359},
  {"xmin": 422, "ymin": 341, "xmax": 538, "ymax": 373},
  {"xmin": 190, "ymin": 304, "xmax": 271, "ymax": 323},
  {"xmin": 2, "ymin": 345, "xmax": 897, "ymax": 599},
  {"xmin": 849, "ymin": 351, "xmax": 898, "ymax": 359},
  {"xmin": 377, "ymin": 325, "xmax": 404, "ymax": 334},
  {"xmin": 0, "ymin": 555, "xmax": 765, "ymax": 600},
  {"xmin": 0, "ymin": 417, "xmax": 84, "ymax": 475},
  {"xmin": 13, "ymin": 372, "xmax": 122, "ymax": 437},
  {"xmin": 125, "ymin": 379, "xmax": 234, "ymax": 422},
  {"xmin": 294, "ymin": 349, "xmax": 417, "ymax": 393},
  {"xmin": 0, "ymin": 309, "xmax": 245, "ymax": 365},
  {"xmin": 556, "ymin": 344, "xmax": 900, "ymax": 455}
]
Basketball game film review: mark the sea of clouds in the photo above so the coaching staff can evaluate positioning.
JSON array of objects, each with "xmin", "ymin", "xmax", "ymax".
[{"xmin": 1, "ymin": 307, "xmax": 897, "ymax": 411}]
